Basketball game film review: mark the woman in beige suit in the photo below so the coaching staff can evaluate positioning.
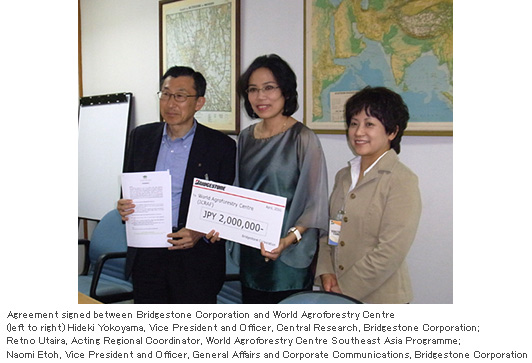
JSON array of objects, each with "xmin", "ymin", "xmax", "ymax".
[{"xmin": 316, "ymin": 86, "xmax": 421, "ymax": 304}]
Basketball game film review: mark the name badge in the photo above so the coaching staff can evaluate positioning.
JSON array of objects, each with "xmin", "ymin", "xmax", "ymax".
[{"xmin": 328, "ymin": 219, "xmax": 341, "ymax": 246}]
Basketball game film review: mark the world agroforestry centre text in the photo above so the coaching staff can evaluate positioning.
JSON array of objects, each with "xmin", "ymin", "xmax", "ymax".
[
  {"xmin": 6, "ymin": 309, "xmax": 481, "ymax": 334},
  {"xmin": 4, "ymin": 308, "xmax": 529, "ymax": 361},
  {"xmin": 7, "ymin": 309, "xmax": 397, "ymax": 321},
  {"xmin": 8, "ymin": 335, "xmax": 462, "ymax": 346}
]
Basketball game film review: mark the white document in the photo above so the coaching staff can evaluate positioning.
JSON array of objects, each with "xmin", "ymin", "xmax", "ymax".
[
  {"xmin": 330, "ymin": 91, "xmax": 356, "ymax": 122},
  {"xmin": 121, "ymin": 171, "xmax": 172, "ymax": 248},
  {"xmin": 186, "ymin": 178, "xmax": 287, "ymax": 251}
]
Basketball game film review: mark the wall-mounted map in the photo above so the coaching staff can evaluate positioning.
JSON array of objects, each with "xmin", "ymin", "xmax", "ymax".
[
  {"xmin": 160, "ymin": 0, "xmax": 240, "ymax": 133},
  {"xmin": 305, "ymin": 0, "xmax": 453, "ymax": 134}
]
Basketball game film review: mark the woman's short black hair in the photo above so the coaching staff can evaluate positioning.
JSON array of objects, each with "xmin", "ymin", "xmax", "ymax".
[
  {"xmin": 160, "ymin": 66, "xmax": 207, "ymax": 97},
  {"xmin": 237, "ymin": 54, "xmax": 298, "ymax": 118},
  {"xmin": 345, "ymin": 86, "xmax": 409, "ymax": 154}
]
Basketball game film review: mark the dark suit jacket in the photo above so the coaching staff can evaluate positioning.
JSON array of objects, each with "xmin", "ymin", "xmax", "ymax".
[{"xmin": 123, "ymin": 121, "xmax": 236, "ymax": 297}]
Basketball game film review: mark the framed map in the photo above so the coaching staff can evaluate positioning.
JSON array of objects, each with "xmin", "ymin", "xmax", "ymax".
[
  {"xmin": 160, "ymin": 0, "xmax": 240, "ymax": 134},
  {"xmin": 304, "ymin": 0, "xmax": 453, "ymax": 135}
]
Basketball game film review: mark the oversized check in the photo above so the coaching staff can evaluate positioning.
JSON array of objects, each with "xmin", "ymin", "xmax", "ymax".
[{"xmin": 186, "ymin": 178, "xmax": 286, "ymax": 251}]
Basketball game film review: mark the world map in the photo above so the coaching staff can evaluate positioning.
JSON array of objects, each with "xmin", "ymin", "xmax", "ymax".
[{"xmin": 306, "ymin": 0, "xmax": 453, "ymax": 130}]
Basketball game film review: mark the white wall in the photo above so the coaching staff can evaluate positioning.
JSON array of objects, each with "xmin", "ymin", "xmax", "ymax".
[{"xmin": 80, "ymin": 0, "xmax": 453, "ymax": 303}]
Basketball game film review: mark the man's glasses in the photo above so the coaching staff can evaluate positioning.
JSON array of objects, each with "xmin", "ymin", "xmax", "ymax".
[
  {"xmin": 245, "ymin": 85, "xmax": 280, "ymax": 96},
  {"xmin": 157, "ymin": 91, "xmax": 198, "ymax": 103}
]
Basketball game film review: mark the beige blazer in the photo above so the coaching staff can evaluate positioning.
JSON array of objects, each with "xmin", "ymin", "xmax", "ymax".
[{"xmin": 316, "ymin": 150, "xmax": 421, "ymax": 303}]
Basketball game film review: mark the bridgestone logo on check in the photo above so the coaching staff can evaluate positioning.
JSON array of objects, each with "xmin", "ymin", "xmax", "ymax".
[{"xmin": 194, "ymin": 179, "xmax": 227, "ymax": 191}]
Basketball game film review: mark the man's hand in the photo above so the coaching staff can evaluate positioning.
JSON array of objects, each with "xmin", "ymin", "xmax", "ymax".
[{"xmin": 117, "ymin": 199, "xmax": 135, "ymax": 221}]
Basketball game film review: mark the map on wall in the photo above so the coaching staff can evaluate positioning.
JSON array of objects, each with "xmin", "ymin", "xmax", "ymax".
[
  {"xmin": 161, "ymin": 0, "xmax": 239, "ymax": 133},
  {"xmin": 305, "ymin": 0, "xmax": 453, "ymax": 133}
]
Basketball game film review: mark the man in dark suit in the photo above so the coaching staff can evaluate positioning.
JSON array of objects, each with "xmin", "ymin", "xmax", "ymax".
[{"xmin": 118, "ymin": 66, "xmax": 236, "ymax": 303}]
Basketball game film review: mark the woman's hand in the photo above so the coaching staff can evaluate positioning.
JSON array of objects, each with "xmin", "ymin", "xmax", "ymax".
[
  {"xmin": 260, "ymin": 236, "xmax": 292, "ymax": 262},
  {"xmin": 260, "ymin": 226, "xmax": 307, "ymax": 262},
  {"xmin": 320, "ymin": 273, "xmax": 342, "ymax": 294},
  {"xmin": 117, "ymin": 199, "xmax": 135, "ymax": 221},
  {"xmin": 167, "ymin": 228, "xmax": 220, "ymax": 250},
  {"xmin": 204, "ymin": 230, "xmax": 221, "ymax": 243}
]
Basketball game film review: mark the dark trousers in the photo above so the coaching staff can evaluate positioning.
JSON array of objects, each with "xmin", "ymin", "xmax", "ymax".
[{"xmin": 132, "ymin": 248, "xmax": 217, "ymax": 304}]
